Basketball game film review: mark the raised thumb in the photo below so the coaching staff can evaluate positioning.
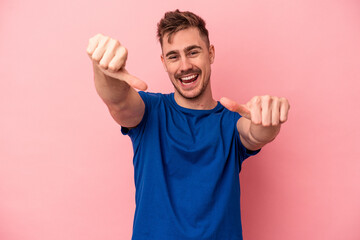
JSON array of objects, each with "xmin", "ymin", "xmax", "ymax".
[{"xmin": 220, "ymin": 97, "xmax": 251, "ymax": 120}]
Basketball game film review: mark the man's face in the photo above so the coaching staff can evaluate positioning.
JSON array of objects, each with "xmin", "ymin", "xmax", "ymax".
[{"xmin": 161, "ymin": 27, "xmax": 215, "ymax": 100}]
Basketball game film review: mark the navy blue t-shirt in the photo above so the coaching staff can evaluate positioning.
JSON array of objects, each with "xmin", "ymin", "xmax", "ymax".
[{"xmin": 121, "ymin": 92, "xmax": 260, "ymax": 240}]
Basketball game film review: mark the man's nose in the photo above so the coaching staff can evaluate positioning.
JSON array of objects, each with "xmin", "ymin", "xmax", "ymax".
[{"xmin": 179, "ymin": 57, "xmax": 192, "ymax": 72}]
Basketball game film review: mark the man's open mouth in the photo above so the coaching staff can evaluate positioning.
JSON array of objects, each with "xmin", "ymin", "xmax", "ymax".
[{"xmin": 179, "ymin": 74, "xmax": 199, "ymax": 85}]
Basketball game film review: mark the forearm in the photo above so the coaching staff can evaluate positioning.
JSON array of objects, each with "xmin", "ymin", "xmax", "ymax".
[
  {"xmin": 92, "ymin": 62, "xmax": 131, "ymax": 107},
  {"xmin": 238, "ymin": 117, "xmax": 281, "ymax": 150},
  {"xmin": 249, "ymin": 122, "xmax": 280, "ymax": 145}
]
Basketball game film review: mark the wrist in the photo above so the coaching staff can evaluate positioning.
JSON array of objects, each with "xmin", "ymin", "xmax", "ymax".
[{"xmin": 249, "ymin": 123, "xmax": 281, "ymax": 144}]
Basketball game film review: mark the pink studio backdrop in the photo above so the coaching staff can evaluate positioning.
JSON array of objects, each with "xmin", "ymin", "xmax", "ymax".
[{"xmin": 1, "ymin": 0, "xmax": 359, "ymax": 239}]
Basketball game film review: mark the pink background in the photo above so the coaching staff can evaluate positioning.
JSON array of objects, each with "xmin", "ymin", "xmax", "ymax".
[{"xmin": 1, "ymin": 0, "xmax": 359, "ymax": 239}]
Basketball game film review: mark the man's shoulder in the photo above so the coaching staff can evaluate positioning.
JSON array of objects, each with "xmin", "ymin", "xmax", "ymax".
[
  {"xmin": 138, "ymin": 91, "xmax": 174, "ymax": 109},
  {"xmin": 138, "ymin": 91, "xmax": 172, "ymax": 99}
]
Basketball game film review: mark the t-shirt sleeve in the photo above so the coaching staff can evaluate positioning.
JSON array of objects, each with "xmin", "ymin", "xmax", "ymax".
[
  {"xmin": 234, "ymin": 113, "xmax": 261, "ymax": 166},
  {"xmin": 120, "ymin": 91, "xmax": 149, "ymax": 142},
  {"xmin": 239, "ymin": 139, "xmax": 261, "ymax": 161}
]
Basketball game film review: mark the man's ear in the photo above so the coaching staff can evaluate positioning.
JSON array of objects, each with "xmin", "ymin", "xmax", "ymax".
[
  {"xmin": 160, "ymin": 54, "xmax": 168, "ymax": 72},
  {"xmin": 209, "ymin": 45, "xmax": 215, "ymax": 64}
]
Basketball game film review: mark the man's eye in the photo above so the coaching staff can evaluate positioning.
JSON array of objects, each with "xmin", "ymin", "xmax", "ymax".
[
  {"xmin": 168, "ymin": 55, "xmax": 178, "ymax": 60},
  {"xmin": 189, "ymin": 51, "xmax": 199, "ymax": 56}
]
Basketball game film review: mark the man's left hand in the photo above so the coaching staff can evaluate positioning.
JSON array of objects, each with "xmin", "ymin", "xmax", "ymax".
[{"xmin": 220, "ymin": 95, "xmax": 290, "ymax": 127}]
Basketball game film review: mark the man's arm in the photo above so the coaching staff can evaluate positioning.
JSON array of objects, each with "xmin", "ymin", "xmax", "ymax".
[
  {"xmin": 220, "ymin": 95, "xmax": 290, "ymax": 150},
  {"xmin": 87, "ymin": 34, "xmax": 148, "ymax": 127}
]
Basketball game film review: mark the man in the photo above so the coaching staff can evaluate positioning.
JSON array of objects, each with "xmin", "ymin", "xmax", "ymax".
[{"xmin": 87, "ymin": 9, "xmax": 289, "ymax": 240}]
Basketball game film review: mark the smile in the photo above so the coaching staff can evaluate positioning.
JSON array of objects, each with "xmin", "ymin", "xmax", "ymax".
[{"xmin": 179, "ymin": 74, "xmax": 199, "ymax": 85}]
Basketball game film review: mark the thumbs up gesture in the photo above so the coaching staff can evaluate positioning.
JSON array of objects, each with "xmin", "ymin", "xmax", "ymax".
[
  {"xmin": 87, "ymin": 33, "xmax": 148, "ymax": 91},
  {"xmin": 220, "ymin": 95, "xmax": 290, "ymax": 127}
]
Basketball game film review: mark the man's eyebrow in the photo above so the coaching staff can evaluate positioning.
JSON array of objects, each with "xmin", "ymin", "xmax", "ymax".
[
  {"xmin": 165, "ymin": 45, "xmax": 202, "ymax": 57},
  {"xmin": 184, "ymin": 45, "xmax": 202, "ymax": 52},
  {"xmin": 165, "ymin": 50, "xmax": 178, "ymax": 57}
]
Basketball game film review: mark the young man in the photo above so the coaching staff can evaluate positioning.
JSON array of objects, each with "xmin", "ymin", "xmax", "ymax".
[{"xmin": 87, "ymin": 9, "xmax": 289, "ymax": 240}]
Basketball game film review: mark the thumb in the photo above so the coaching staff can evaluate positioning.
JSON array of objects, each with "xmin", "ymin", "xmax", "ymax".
[
  {"xmin": 98, "ymin": 67, "xmax": 148, "ymax": 91},
  {"xmin": 116, "ymin": 69, "xmax": 148, "ymax": 91},
  {"xmin": 220, "ymin": 97, "xmax": 251, "ymax": 120}
]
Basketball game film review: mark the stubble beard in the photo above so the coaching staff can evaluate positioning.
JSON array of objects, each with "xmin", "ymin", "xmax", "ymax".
[{"xmin": 171, "ymin": 73, "xmax": 211, "ymax": 100}]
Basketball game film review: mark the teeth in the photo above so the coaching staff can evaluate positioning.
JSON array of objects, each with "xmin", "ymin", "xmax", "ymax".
[{"xmin": 180, "ymin": 75, "xmax": 197, "ymax": 81}]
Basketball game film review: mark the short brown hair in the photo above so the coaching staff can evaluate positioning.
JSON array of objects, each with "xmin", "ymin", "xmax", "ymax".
[{"xmin": 157, "ymin": 9, "xmax": 210, "ymax": 47}]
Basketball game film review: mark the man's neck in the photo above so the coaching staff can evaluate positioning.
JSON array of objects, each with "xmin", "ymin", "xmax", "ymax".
[{"xmin": 174, "ymin": 88, "xmax": 217, "ymax": 110}]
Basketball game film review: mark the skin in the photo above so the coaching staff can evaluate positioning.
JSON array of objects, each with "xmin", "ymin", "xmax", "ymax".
[
  {"xmin": 87, "ymin": 28, "xmax": 290, "ymax": 150},
  {"xmin": 160, "ymin": 28, "xmax": 216, "ymax": 110}
]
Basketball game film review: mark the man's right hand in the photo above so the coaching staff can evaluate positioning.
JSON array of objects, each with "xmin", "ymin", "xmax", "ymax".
[
  {"xmin": 87, "ymin": 33, "xmax": 146, "ymax": 128},
  {"xmin": 86, "ymin": 33, "xmax": 148, "ymax": 91}
]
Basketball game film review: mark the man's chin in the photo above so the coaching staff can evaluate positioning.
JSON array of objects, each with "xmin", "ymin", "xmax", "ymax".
[
  {"xmin": 172, "ymin": 80, "xmax": 207, "ymax": 100},
  {"xmin": 176, "ymin": 88, "xmax": 203, "ymax": 100}
]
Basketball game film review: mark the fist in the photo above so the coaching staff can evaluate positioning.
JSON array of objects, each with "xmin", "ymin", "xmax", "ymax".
[
  {"xmin": 220, "ymin": 95, "xmax": 290, "ymax": 127},
  {"xmin": 86, "ymin": 33, "xmax": 147, "ymax": 90},
  {"xmin": 87, "ymin": 33, "xmax": 128, "ymax": 72}
]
